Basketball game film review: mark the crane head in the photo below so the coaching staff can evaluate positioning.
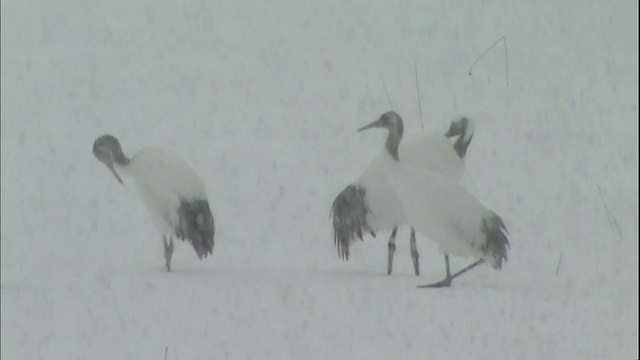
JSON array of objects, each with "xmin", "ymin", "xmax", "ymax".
[
  {"xmin": 357, "ymin": 111, "xmax": 403, "ymax": 136},
  {"xmin": 358, "ymin": 111, "xmax": 404, "ymax": 161},
  {"xmin": 93, "ymin": 135, "xmax": 126, "ymax": 185},
  {"xmin": 445, "ymin": 117, "xmax": 475, "ymax": 158},
  {"xmin": 445, "ymin": 117, "xmax": 473, "ymax": 139}
]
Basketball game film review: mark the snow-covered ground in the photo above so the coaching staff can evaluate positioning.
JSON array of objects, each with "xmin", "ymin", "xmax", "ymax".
[{"xmin": 1, "ymin": 0, "xmax": 638, "ymax": 358}]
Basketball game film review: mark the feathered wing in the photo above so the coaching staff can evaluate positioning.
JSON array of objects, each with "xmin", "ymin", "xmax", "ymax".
[
  {"xmin": 383, "ymin": 160, "xmax": 509, "ymax": 268},
  {"xmin": 330, "ymin": 184, "xmax": 376, "ymax": 260},
  {"xmin": 126, "ymin": 147, "xmax": 215, "ymax": 259},
  {"xmin": 131, "ymin": 147, "xmax": 208, "ymax": 197},
  {"xmin": 329, "ymin": 132, "xmax": 465, "ymax": 260},
  {"xmin": 176, "ymin": 198, "xmax": 215, "ymax": 258}
]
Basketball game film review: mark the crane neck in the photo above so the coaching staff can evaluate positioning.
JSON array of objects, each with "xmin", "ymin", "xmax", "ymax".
[
  {"xmin": 385, "ymin": 119, "xmax": 403, "ymax": 161},
  {"xmin": 112, "ymin": 149, "xmax": 131, "ymax": 167},
  {"xmin": 453, "ymin": 127, "xmax": 473, "ymax": 159},
  {"xmin": 386, "ymin": 136, "xmax": 400, "ymax": 161}
]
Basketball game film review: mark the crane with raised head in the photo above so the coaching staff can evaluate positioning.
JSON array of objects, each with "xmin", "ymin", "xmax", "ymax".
[
  {"xmin": 351, "ymin": 111, "xmax": 509, "ymax": 287},
  {"xmin": 331, "ymin": 112, "xmax": 475, "ymax": 277}
]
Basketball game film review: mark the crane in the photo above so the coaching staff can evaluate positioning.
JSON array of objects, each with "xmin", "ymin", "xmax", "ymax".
[
  {"xmin": 92, "ymin": 135, "xmax": 215, "ymax": 271},
  {"xmin": 355, "ymin": 111, "xmax": 509, "ymax": 287},
  {"xmin": 331, "ymin": 113, "xmax": 475, "ymax": 276}
]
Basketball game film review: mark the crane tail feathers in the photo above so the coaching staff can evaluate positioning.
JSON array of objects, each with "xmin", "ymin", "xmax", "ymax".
[
  {"xmin": 330, "ymin": 184, "xmax": 374, "ymax": 261},
  {"xmin": 482, "ymin": 212, "xmax": 510, "ymax": 270},
  {"xmin": 176, "ymin": 198, "xmax": 215, "ymax": 259}
]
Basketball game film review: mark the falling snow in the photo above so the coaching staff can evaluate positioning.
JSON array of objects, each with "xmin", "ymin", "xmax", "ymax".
[{"xmin": 1, "ymin": 0, "xmax": 638, "ymax": 359}]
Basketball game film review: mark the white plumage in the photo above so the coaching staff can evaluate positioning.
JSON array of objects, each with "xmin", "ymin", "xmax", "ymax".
[
  {"xmin": 331, "ymin": 112, "xmax": 474, "ymax": 276},
  {"xmin": 332, "ymin": 111, "xmax": 508, "ymax": 287},
  {"xmin": 395, "ymin": 130, "xmax": 468, "ymax": 179},
  {"xmin": 383, "ymin": 158, "xmax": 504, "ymax": 265},
  {"xmin": 93, "ymin": 135, "xmax": 215, "ymax": 271},
  {"xmin": 357, "ymin": 129, "xmax": 468, "ymax": 232},
  {"xmin": 116, "ymin": 147, "xmax": 207, "ymax": 237}
]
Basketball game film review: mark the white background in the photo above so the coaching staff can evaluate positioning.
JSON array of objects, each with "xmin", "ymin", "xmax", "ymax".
[{"xmin": 1, "ymin": 0, "xmax": 638, "ymax": 359}]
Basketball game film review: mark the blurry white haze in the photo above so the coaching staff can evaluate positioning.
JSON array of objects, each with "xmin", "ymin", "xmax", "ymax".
[{"xmin": 1, "ymin": 0, "xmax": 638, "ymax": 359}]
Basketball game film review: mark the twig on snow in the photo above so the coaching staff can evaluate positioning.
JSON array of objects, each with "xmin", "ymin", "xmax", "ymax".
[
  {"xmin": 597, "ymin": 184, "xmax": 623, "ymax": 240},
  {"xmin": 555, "ymin": 252, "xmax": 563, "ymax": 275},
  {"xmin": 468, "ymin": 36, "xmax": 510, "ymax": 86},
  {"xmin": 382, "ymin": 78, "xmax": 394, "ymax": 110},
  {"xmin": 414, "ymin": 62, "xmax": 424, "ymax": 130}
]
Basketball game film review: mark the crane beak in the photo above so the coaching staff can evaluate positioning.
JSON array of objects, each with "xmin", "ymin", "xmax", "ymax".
[
  {"xmin": 445, "ymin": 117, "xmax": 469, "ymax": 138},
  {"xmin": 357, "ymin": 117, "xmax": 385, "ymax": 132},
  {"xmin": 106, "ymin": 162, "xmax": 124, "ymax": 185},
  {"xmin": 445, "ymin": 122, "xmax": 459, "ymax": 138}
]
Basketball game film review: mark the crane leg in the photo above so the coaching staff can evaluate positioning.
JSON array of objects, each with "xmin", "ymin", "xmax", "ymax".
[
  {"xmin": 163, "ymin": 236, "xmax": 174, "ymax": 272},
  {"xmin": 410, "ymin": 228, "xmax": 420, "ymax": 276},
  {"xmin": 417, "ymin": 257, "xmax": 486, "ymax": 288},
  {"xmin": 387, "ymin": 227, "xmax": 398, "ymax": 275},
  {"xmin": 445, "ymin": 254, "xmax": 451, "ymax": 279}
]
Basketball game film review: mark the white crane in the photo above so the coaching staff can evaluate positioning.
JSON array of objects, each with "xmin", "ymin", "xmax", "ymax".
[
  {"xmin": 92, "ymin": 135, "xmax": 215, "ymax": 271},
  {"xmin": 331, "ymin": 112, "xmax": 475, "ymax": 276},
  {"xmin": 353, "ymin": 111, "xmax": 510, "ymax": 287},
  {"xmin": 386, "ymin": 161, "xmax": 509, "ymax": 288}
]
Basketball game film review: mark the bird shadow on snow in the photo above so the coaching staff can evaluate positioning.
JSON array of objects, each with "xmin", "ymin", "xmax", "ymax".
[
  {"xmin": 320, "ymin": 268, "xmax": 417, "ymax": 279},
  {"xmin": 111, "ymin": 263, "xmax": 534, "ymax": 294},
  {"xmin": 126, "ymin": 264, "xmax": 423, "ymax": 284},
  {"xmin": 136, "ymin": 265, "xmax": 213, "ymax": 276}
]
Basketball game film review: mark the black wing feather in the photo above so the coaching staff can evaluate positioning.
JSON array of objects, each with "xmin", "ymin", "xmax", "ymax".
[
  {"xmin": 330, "ymin": 184, "xmax": 375, "ymax": 261},
  {"xmin": 175, "ymin": 198, "xmax": 215, "ymax": 259},
  {"xmin": 481, "ymin": 212, "xmax": 510, "ymax": 269}
]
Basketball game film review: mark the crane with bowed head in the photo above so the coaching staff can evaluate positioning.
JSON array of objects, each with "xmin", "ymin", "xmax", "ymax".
[{"xmin": 93, "ymin": 135, "xmax": 215, "ymax": 271}]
